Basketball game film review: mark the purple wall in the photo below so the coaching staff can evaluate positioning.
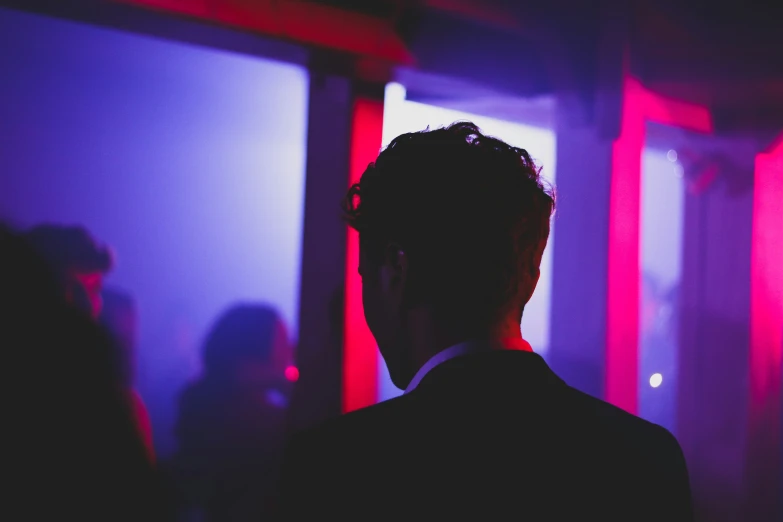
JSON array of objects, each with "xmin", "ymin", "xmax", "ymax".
[{"xmin": 0, "ymin": 7, "xmax": 309, "ymax": 455}]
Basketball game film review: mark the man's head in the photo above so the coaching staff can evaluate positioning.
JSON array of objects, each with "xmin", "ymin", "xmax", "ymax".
[
  {"xmin": 202, "ymin": 304, "xmax": 291, "ymax": 386},
  {"xmin": 24, "ymin": 225, "xmax": 113, "ymax": 319},
  {"xmin": 343, "ymin": 122, "xmax": 554, "ymax": 388}
]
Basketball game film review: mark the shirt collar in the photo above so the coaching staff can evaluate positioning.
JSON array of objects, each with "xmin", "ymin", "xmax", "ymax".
[{"xmin": 404, "ymin": 338, "xmax": 532, "ymax": 394}]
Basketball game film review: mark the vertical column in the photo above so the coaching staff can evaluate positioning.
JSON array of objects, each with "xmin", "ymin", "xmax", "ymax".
[
  {"xmin": 551, "ymin": 75, "xmax": 646, "ymax": 411},
  {"xmin": 746, "ymin": 136, "xmax": 783, "ymax": 522},
  {"xmin": 548, "ymin": 5, "xmax": 626, "ymax": 401},
  {"xmin": 605, "ymin": 76, "xmax": 645, "ymax": 414},
  {"xmin": 548, "ymin": 118, "xmax": 615, "ymax": 399},
  {"xmin": 677, "ymin": 139, "xmax": 755, "ymax": 522},
  {"xmin": 551, "ymin": 88, "xmax": 642, "ymax": 408},
  {"xmin": 293, "ymin": 70, "xmax": 385, "ymax": 428},
  {"xmin": 343, "ymin": 83, "xmax": 385, "ymax": 413},
  {"xmin": 291, "ymin": 71, "xmax": 353, "ymax": 432}
]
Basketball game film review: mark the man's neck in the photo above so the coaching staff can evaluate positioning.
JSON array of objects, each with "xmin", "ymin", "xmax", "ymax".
[{"xmin": 407, "ymin": 309, "xmax": 524, "ymax": 372}]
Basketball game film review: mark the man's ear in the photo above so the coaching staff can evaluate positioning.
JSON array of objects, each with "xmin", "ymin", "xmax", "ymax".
[{"xmin": 381, "ymin": 242, "xmax": 408, "ymax": 287}]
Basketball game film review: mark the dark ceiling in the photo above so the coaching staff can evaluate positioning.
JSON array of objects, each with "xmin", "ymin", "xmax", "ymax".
[
  {"xmin": 631, "ymin": 0, "xmax": 783, "ymax": 130},
  {"xmin": 306, "ymin": 0, "xmax": 409, "ymax": 19},
  {"xmin": 308, "ymin": 0, "xmax": 783, "ymax": 129},
  {"xmin": 5, "ymin": 0, "xmax": 780, "ymax": 131}
]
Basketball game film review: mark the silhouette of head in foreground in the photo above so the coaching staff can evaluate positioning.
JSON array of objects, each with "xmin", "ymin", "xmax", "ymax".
[
  {"xmin": 343, "ymin": 122, "xmax": 554, "ymax": 389},
  {"xmin": 24, "ymin": 224, "xmax": 113, "ymax": 319},
  {"xmin": 1, "ymin": 224, "xmax": 161, "ymax": 521}
]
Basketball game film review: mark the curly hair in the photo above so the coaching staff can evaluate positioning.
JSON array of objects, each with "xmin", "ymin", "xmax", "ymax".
[{"xmin": 343, "ymin": 121, "xmax": 554, "ymax": 321}]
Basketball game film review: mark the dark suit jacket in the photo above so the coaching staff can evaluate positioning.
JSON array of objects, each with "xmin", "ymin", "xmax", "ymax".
[{"xmin": 278, "ymin": 350, "xmax": 692, "ymax": 521}]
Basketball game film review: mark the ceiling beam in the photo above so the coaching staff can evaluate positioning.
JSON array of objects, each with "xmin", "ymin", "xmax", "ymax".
[
  {"xmin": 111, "ymin": 0, "xmax": 414, "ymax": 64},
  {"xmin": 422, "ymin": 0, "xmax": 522, "ymax": 30}
]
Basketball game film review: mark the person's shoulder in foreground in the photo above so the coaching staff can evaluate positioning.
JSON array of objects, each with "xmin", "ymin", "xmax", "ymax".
[{"xmin": 277, "ymin": 122, "xmax": 692, "ymax": 520}]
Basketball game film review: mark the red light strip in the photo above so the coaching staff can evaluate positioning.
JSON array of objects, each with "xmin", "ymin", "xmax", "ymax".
[
  {"xmin": 746, "ymin": 136, "xmax": 783, "ymax": 510},
  {"xmin": 606, "ymin": 76, "xmax": 646, "ymax": 414},
  {"xmin": 343, "ymin": 97, "xmax": 384, "ymax": 413}
]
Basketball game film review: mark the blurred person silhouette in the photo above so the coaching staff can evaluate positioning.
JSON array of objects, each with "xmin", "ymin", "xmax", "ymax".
[
  {"xmin": 25, "ymin": 224, "xmax": 156, "ymax": 463},
  {"xmin": 173, "ymin": 304, "xmax": 293, "ymax": 522},
  {"xmin": 279, "ymin": 122, "xmax": 693, "ymax": 521},
  {"xmin": 102, "ymin": 287, "xmax": 156, "ymax": 463},
  {"xmin": 1, "ymin": 223, "xmax": 164, "ymax": 521},
  {"xmin": 24, "ymin": 224, "xmax": 113, "ymax": 319}
]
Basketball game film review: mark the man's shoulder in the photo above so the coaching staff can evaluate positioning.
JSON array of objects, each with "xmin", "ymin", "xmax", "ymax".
[
  {"xmin": 289, "ymin": 393, "xmax": 413, "ymax": 451},
  {"xmin": 561, "ymin": 384, "xmax": 682, "ymax": 455},
  {"xmin": 278, "ymin": 395, "xmax": 421, "ymax": 516},
  {"xmin": 560, "ymin": 387, "xmax": 692, "ymax": 515}
]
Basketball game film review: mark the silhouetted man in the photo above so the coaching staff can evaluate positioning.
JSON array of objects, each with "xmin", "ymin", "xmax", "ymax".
[
  {"xmin": 279, "ymin": 122, "xmax": 692, "ymax": 521},
  {"xmin": 174, "ymin": 304, "xmax": 293, "ymax": 521}
]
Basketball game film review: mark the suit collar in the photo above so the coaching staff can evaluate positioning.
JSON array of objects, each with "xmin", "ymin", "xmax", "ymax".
[{"xmin": 405, "ymin": 339, "xmax": 536, "ymax": 394}]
